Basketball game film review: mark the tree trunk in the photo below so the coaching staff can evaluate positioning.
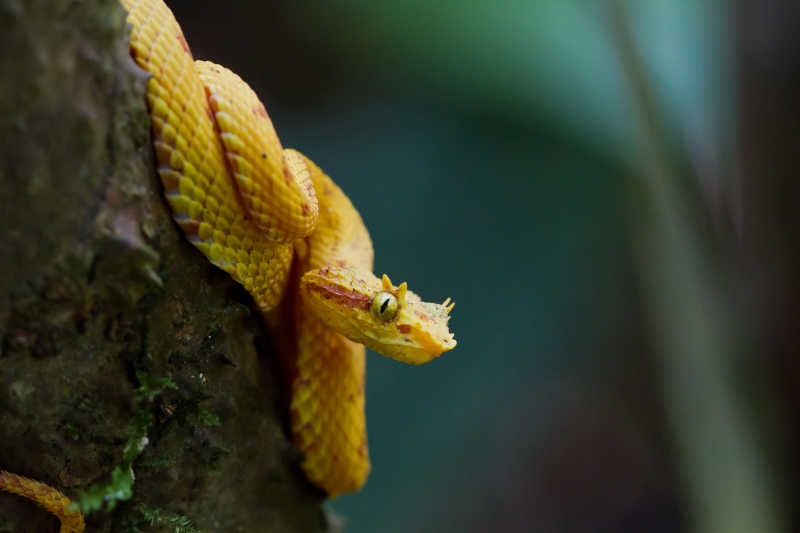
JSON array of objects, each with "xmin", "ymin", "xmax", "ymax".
[{"xmin": 0, "ymin": 1, "xmax": 328, "ymax": 531}]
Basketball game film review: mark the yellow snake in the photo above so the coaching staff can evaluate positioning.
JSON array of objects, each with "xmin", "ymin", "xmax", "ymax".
[{"xmin": 0, "ymin": 0, "xmax": 455, "ymax": 529}]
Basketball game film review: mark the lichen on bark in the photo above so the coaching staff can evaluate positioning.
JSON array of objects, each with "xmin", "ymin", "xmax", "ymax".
[{"xmin": 0, "ymin": 1, "xmax": 328, "ymax": 531}]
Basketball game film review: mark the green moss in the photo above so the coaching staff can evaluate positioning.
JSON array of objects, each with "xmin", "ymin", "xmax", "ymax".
[
  {"xmin": 134, "ymin": 372, "xmax": 178, "ymax": 404},
  {"xmin": 192, "ymin": 407, "xmax": 221, "ymax": 428},
  {"xmin": 65, "ymin": 423, "xmax": 81, "ymax": 441},
  {"xmin": 121, "ymin": 504, "xmax": 204, "ymax": 533},
  {"xmin": 136, "ymin": 455, "xmax": 175, "ymax": 470},
  {"xmin": 70, "ymin": 372, "xmax": 178, "ymax": 514},
  {"xmin": 71, "ymin": 466, "xmax": 134, "ymax": 514}
]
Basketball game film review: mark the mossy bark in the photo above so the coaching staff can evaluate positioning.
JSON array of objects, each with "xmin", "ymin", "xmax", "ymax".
[{"xmin": 0, "ymin": 1, "xmax": 328, "ymax": 531}]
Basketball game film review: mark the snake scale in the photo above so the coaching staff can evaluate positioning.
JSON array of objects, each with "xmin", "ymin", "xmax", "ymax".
[{"xmin": 0, "ymin": 0, "xmax": 455, "ymax": 530}]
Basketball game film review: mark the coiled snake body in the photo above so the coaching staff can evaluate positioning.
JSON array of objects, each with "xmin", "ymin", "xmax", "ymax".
[{"xmin": 1, "ymin": 0, "xmax": 455, "ymax": 530}]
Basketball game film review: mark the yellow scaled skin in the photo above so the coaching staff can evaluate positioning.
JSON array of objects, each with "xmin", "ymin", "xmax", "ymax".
[
  {"xmin": 0, "ymin": 471, "xmax": 83, "ymax": 533},
  {"xmin": 0, "ymin": 0, "xmax": 455, "ymax": 521},
  {"xmin": 288, "ymin": 155, "xmax": 375, "ymax": 492}
]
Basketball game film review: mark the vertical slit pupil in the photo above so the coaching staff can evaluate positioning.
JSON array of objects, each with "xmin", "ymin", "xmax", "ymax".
[{"xmin": 380, "ymin": 297, "xmax": 390, "ymax": 314}]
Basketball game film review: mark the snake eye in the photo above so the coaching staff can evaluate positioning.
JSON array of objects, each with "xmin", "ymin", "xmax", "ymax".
[{"xmin": 371, "ymin": 291, "xmax": 398, "ymax": 321}]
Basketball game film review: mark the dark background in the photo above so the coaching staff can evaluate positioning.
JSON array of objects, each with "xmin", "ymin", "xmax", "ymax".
[{"xmin": 163, "ymin": 1, "xmax": 800, "ymax": 532}]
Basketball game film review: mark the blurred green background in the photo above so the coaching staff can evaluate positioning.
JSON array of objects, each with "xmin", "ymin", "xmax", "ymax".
[{"xmin": 166, "ymin": 1, "xmax": 799, "ymax": 532}]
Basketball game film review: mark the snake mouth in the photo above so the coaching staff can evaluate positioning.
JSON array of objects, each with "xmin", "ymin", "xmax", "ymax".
[
  {"xmin": 402, "ymin": 298, "xmax": 457, "ymax": 355},
  {"xmin": 389, "ymin": 305, "xmax": 457, "ymax": 363},
  {"xmin": 360, "ymin": 323, "xmax": 456, "ymax": 365},
  {"xmin": 387, "ymin": 327, "xmax": 456, "ymax": 364}
]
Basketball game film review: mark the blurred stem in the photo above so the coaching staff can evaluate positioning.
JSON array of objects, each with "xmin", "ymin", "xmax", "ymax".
[{"xmin": 606, "ymin": 1, "xmax": 783, "ymax": 532}]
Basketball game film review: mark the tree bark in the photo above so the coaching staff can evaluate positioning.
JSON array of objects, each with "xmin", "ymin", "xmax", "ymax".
[{"xmin": 0, "ymin": 1, "xmax": 328, "ymax": 531}]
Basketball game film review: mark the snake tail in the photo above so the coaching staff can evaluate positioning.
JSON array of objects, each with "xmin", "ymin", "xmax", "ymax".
[{"xmin": 0, "ymin": 470, "xmax": 84, "ymax": 533}]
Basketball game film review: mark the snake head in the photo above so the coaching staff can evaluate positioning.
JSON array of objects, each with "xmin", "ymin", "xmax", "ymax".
[{"xmin": 300, "ymin": 265, "xmax": 456, "ymax": 364}]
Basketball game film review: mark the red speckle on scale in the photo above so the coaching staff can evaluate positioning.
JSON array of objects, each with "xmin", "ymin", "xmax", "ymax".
[
  {"xmin": 416, "ymin": 311, "xmax": 433, "ymax": 322},
  {"xmin": 357, "ymin": 438, "xmax": 367, "ymax": 457},
  {"xmin": 177, "ymin": 33, "xmax": 192, "ymax": 56},
  {"xmin": 178, "ymin": 219, "xmax": 201, "ymax": 236},
  {"xmin": 252, "ymin": 104, "xmax": 269, "ymax": 119},
  {"xmin": 397, "ymin": 324, "xmax": 412, "ymax": 334}
]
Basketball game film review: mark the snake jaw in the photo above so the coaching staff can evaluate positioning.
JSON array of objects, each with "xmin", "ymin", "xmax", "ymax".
[{"xmin": 300, "ymin": 266, "xmax": 456, "ymax": 364}]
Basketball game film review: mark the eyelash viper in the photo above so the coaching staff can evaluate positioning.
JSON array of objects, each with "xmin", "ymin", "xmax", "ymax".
[{"xmin": 1, "ymin": 0, "xmax": 455, "ymax": 529}]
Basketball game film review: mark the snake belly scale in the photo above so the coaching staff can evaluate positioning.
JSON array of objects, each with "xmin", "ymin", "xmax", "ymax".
[{"xmin": 0, "ymin": 0, "xmax": 455, "ymax": 528}]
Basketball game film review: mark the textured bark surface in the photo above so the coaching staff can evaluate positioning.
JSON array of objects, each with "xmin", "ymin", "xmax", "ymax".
[{"xmin": 0, "ymin": 1, "xmax": 328, "ymax": 531}]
